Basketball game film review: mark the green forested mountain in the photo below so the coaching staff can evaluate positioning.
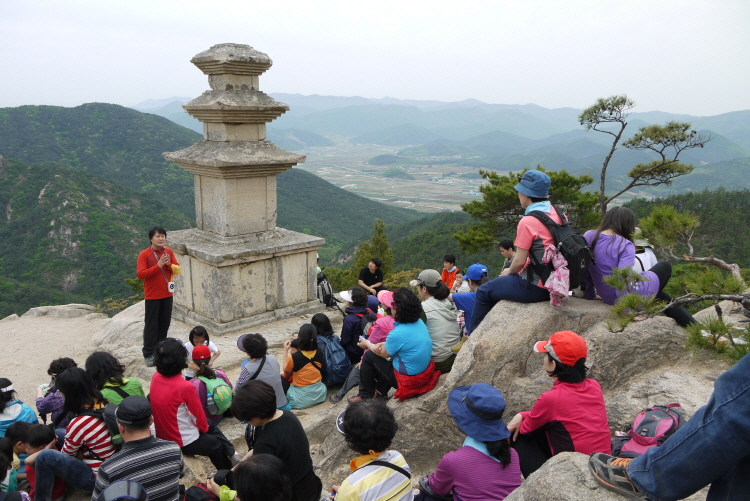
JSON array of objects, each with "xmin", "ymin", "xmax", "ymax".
[
  {"xmin": 625, "ymin": 188, "xmax": 750, "ymax": 268},
  {"xmin": 0, "ymin": 103, "xmax": 200, "ymax": 218},
  {"xmin": 0, "ymin": 104, "xmax": 420, "ymax": 261},
  {"xmin": 0, "ymin": 156, "xmax": 191, "ymax": 317}
]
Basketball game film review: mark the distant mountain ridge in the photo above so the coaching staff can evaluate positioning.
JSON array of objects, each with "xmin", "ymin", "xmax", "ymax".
[{"xmin": 133, "ymin": 94, "xmax": 750, "ymax": 147}]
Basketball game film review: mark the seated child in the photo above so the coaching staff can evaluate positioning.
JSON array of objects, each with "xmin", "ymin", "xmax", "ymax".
[
  {"xmin": 24, "ymin": 425, "xmax": 66, "ymax": 501},
  {"xmin": 183, "ymin": 326, "xmax": 221, "ymax": 381},
  {"xmin": 282, "ymin": 325, "xmax": 327, "ymax": 409},
  {"xmin": 188, "ymin": 345, "xmax": 233, "ymax": 424},
  {"xmin": 1, "ymin": 438, "xmax": 30, "ymax": 501},
  {"xmin": 2, "ymin": 422, "xmax": 34, "ymax": 493}
]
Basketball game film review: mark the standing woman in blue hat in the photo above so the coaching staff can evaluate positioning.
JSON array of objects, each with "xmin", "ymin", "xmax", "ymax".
[
  {"xmin": 469, "ymin": 170, "xmax": 559, "ymax": 332},
  {"xmin": 417, "ymin": 383, "xmax": 522, "ymax": 501}
]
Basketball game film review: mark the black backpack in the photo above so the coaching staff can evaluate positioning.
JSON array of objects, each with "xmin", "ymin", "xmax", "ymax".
[
  {"xmin": 317, "ymin": 271, "xmax": 345, "ymax": 316},
  {"xmin": 527, "ymin": 205, "xmax": 592, "ymax": 289},
  {"xmin": 355, "ymin": 309, "xmax": 378, "ymax": 339}
]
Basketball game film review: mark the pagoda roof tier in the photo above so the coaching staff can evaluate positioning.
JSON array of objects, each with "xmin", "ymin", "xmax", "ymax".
[
  {"xmin": 191, "ymin": 43, "xmax": 272, "ymax": 76},
  {"xmin": 183, "ymin": 90, "xmax": 289, "ymax": 123},
  {"xmin": 164, "ymin": 141, "xmax": 305, "ymax": 178}
]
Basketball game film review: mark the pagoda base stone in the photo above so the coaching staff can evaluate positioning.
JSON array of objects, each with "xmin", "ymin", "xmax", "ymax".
[{"xmin": 167, "ymin": 227, "xmax": 324, "ymax": 334}]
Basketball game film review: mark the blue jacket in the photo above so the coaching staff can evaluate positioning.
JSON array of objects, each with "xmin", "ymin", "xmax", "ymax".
[{"xmin": 340, "ymin": 305, "xmax": 370, "ymax": 364}]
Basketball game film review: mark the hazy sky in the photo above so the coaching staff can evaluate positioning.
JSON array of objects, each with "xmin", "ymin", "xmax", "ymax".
[{"xmin": 2, "ymin": 0, "xmax": 748, "ymax": 116}]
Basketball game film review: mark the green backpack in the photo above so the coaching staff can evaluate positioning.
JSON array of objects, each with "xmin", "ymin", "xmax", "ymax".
[{"xmin": 197, "ymin": 376, "xmax": 233, "ymax": 414}]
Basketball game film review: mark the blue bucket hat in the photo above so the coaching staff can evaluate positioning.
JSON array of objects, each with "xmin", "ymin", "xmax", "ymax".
[
  {"xmin": 464, "ymin": 264, "xmax": 488, "ymax": 281},
  {"xmin": 448, "ymin": 383, "xmax": 511, "ymax": 442},
  {"xmin": 514, "ymin": 170, "xmax": 550, "ymax": 199}
]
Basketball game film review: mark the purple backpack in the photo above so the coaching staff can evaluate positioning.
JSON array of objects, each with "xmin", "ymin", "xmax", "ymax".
[{"xmin": 613, "ymin": 403, "xmax": 684, "ymax": 457}]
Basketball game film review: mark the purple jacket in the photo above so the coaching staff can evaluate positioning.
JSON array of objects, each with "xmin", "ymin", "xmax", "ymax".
[
  {"xmin": 340, "ymin": 306, "xmax": 371, "ymax": 364},
  {"xmin": 36, "ymin": 387, "xmax": 68, "ymax": 428},
  {"xmin": 583, "ymin": 231, "xmax": 660, "ymax": 304}
]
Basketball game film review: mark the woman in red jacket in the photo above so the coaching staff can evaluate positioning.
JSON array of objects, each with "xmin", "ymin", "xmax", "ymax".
[
  {"xmin": 506, "ymin": 331, "xmax": 611, "ymax": 477},
  {"xmin": 150, "ymin": 338, "xmax": 234, "ymax": 470}
]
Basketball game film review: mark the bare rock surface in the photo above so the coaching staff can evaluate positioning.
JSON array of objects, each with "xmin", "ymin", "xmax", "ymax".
[
  {"xmin": 5, "ymin": 296, "xmax": 732, "ymax": 501},
  {"xmin": 311, "ymin": 297, "xmax": 729, "ymax": 499},
  {"xmin": 505, "ymin": 452, "xmax": 709, "ymax": 501},
  {"xmin": 22, "ymin": 304, "xmax": 96, "ymax": 318}
]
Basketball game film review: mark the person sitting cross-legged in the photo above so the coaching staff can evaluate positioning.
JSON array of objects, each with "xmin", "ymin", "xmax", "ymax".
[{"xmin": 92, "ymin": 396, "xmax": 183, "ymax": 501}]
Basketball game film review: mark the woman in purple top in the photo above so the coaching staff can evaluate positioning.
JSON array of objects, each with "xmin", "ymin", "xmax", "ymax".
[
  {"xmin": 582, "ymin": 207, "xmax": 695, "ymax": 327},
  {"xmin": 417, "ymin": 383, "xmax": 522, "ymax": 501}
]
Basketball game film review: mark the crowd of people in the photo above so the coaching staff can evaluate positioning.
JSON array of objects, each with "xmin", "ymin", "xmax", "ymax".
[{"xmin": 2, "ymin": 170, "xmax": 746, "ymax": 501}]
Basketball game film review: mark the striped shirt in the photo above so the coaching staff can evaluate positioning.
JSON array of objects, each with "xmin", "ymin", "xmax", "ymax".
[
  {"xmin": 92, "ymin": 436, "xmax": 184, "ymax": 501},
  {"xmin": 336, "ymin": 450, "xmax": 413, "ymax": 501},
  {"xmin": 61, "ymin": 415, "xmax": 115, "ymax": 475}
]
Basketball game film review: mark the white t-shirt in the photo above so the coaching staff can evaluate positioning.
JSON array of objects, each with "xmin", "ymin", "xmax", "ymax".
[
  {"xmin": 183, "ymin": 340, "xmax": 219, "ymax": 378},
  {"xmin": 632, "ymin": 247, "xmax": 658, "ymax": 273}
]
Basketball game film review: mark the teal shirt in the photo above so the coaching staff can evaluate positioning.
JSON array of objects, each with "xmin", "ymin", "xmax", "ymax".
[{"xmin": 385, "ymin": 320, "xmax": 432, "ymax": 375}]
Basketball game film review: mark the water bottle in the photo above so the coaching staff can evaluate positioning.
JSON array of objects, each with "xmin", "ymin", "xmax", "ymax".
[{"xmin": 207, "ymin": 392, "xmax": 217, "ymax": 414}]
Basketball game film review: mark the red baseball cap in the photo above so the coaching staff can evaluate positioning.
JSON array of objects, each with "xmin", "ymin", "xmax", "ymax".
[
  {"xmin": 533, "ymin": 331, "xmax": 587, "ymax": 367},
  {"xmin": 192, "ymin": 344, "xmax": 211, "ymax": 362}
]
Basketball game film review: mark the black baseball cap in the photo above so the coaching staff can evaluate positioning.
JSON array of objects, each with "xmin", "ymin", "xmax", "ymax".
[{"xmin": 115, "ymin": 396, "xmax": 152, "ymax": 425}]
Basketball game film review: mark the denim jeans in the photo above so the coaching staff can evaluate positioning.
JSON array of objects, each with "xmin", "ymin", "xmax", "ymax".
[
  {"xmin": 469, "ymin": 274, "xmax": 549, "ymax": 333},
  {"xmin": 628, "ymin": 353, "xmax": 750, "ymax": 501},
  {"xmin": 35, "ymin": 450, "xmax": 95, "ymax": 501}
]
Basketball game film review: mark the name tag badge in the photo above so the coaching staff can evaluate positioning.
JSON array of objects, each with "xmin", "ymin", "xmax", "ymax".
[{"xmin": 168, "ymin": 282, "xmax": 175, "ymax": 293}]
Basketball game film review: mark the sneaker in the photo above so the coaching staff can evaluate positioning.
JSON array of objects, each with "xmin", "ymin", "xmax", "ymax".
[
  {"xmin": 330, "ymin": 394, "xmax": 343, "ymax": 404},
  {"xmin": 588, "ymin": 453, "xmax": 644, "ymax": 500},
  {"xmin": 347, "ymin": 395, "xmax": 364, "ymax": 404},
  {"xmin": 144, "ymin": 357, "xmax": 154, "ymax": 367}
]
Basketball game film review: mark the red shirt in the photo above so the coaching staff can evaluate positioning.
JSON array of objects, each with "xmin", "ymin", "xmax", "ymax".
[
  {"xmin": 441, "ymin": 268, "xmax": 458, "ymax": 289},
  {"xmin": 136, "ymin": 247, "xmax": 179, "ymax": 300},
  {"xmin": 150, "ymin": 372, "xmax": 208, "ymax": 447},
  {"xmin": 520, "ymin": 378, "xmax": 612, "ymax": 456}
]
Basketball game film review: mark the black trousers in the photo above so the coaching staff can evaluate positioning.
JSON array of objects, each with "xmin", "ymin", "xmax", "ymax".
[
  {"xmin": 511, "ymin": 428, "xmax": 553, "ymax": 478},
  {"xmin": 142, "ymin": 296, "xmax": 173, "ymax": 357},
  {"xmin": 359, "ymin": 351, "xmax": 397, "ymax": 398},
  {"xmin": 650, "ymin": 262, "xmax": 696, "ymax": 327},
  {"xmin": 181, "ymin": 422, "xmax": 235, "ymax": 470}
]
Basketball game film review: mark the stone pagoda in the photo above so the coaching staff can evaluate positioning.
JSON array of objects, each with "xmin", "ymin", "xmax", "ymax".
[{"xmin": 163, "ymin": 43, "xmax": 324, "ymax": 333}]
